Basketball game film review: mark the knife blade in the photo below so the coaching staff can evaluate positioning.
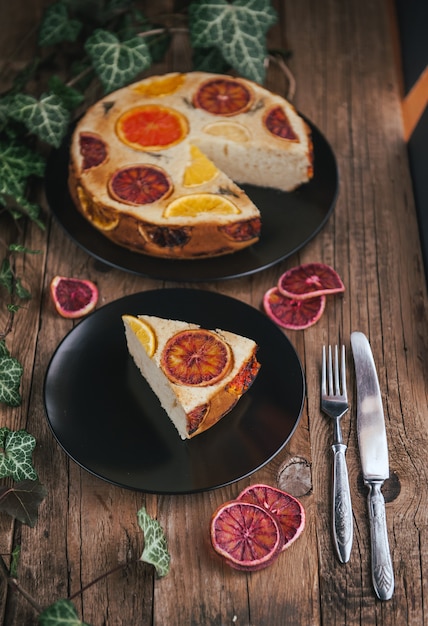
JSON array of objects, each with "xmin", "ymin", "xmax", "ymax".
[{"xmin": 350, "ymin": 331, "xmax": 394, "ymax": 601}]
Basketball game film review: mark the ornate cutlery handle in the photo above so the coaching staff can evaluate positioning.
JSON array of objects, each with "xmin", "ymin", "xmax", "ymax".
[
  {"xmin": 367, "ymin": 481, "xmax": 394, "ymax": 600},
  {"xmin": 332, "ymin": 443, "xmax": 353, "ymax": 563}
]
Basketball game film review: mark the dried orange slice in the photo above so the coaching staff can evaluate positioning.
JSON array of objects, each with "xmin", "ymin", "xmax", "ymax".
[
  {"xmin": 122, "ymin": 315, "xmax": 156, "ymax": 356},
  {"xmin": 237, "ymin": 484, "xmax": 305, "ymax": 551},
  {"xmin": 202, "ymin": 121, "xmax": 251, "ymax": 142},
  {"xmin": 50, "ymin": 276, "xmax": 98, "ymax": 319},
  {"xmin": 109, "ymin": 165, "xmax": 172, "ymax": 205},
  {"xmin": 160, "ymin": 329, "xmax": 232, "ymax": 387},
  {"xmin": 132, "ymin": 73, "xmax": 185, "ymax": 97},
  {"xmin": 163, "ymin": 194, "xmax": 240, "ymax": 218},
  {"xmin": 277, "ymin": 263, "xmax": 345, "ymax": 300},
  {"xmin": 210, "ymin": 500, "xmax": 284, "ymax": 571},
  {"xmin": 193, "ymin": 77, "xmax": 253, "ymax": 116},
  {"xmin": 183, "ymin": 145, "xmax": 219, "ymax": 187},
  {"xmin": 264, "ymin": 106, "xmax": 298, "ymax": 141},
  {"xmin": 116, "ymin": 105, "xmax": 188, "ymax": 151},
  {"xmin": 79, "ymin": 133, "xmax": 107, "ymax": 170},
  {"xmin": 77, "ymin": 186, "xmax": 119, "ymax": 231},
  {"xmin": 263, "ymin": 287, "xmax": 326, "ymax": 330}
]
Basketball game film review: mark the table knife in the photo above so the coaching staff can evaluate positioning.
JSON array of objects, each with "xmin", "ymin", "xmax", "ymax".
[{"xmin": 350, "ymin": 331, "xmax": 394, "ymax": 600}]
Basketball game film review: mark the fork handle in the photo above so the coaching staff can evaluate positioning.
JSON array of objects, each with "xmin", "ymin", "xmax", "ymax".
[{"xmin": 331, "ymin": 443, "xmax": 353, "ymax": 563}]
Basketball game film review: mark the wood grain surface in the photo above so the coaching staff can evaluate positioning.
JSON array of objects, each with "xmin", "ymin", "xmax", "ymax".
[{"xmin": 1, "ymin": 1, "xmax": 428, "ymax": 625}]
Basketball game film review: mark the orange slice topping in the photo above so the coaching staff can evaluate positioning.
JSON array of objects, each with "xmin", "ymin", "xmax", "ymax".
[
  {"xmin": 109, "ymin": 165, "xmax": 172, "ymax": 205},
  {"xmin": 116, "ymin": 105, "xmax": 189, "ymax": 151},
  {"xmin": 183, "ymin": 145, "xmax": 219, "ymax": 187},
  {"xmin": 77, "ymin": 186, "xmax": 119, "ymax": 231},
  {"xmin": 163, "ymin": 194, "xmax": 240, "ymax": 218},
  {"xmin": 193, "ymin": 78, "xmax": 253, "ymax": 116},
  {"xmin": 161, "ymin": 329, "xmax": 233, "ymax": 387},
  {"xmin": 264, "ymin": 106, "xmax": 299, "ymax": 141},
  {"xmin": 122, "ymin": 315, "xmax": 156, "ymax": 357},
  {"xmin": 202, "ymin": 121, "xmax": 251, "ymax": 142},
  {"xmin": 132, "ymin": 73, "xmax": 185, "ymax": 97}
]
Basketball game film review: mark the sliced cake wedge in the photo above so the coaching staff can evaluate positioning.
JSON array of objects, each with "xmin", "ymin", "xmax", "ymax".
[{"xmin": 122, "ymin": 314, "xmax": 261, "ymax": 439}]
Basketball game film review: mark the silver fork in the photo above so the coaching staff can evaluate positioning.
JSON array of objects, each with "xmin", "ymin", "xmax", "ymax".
[{"xmin": 321, "ymin": 345, "xmax": 353, "ymax": 563}]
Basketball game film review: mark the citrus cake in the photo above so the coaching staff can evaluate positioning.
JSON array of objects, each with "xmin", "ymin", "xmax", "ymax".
[
  {"xmin": 122, "ymin": 314, "xmax": 261, "ymax": 439},
  {"xmin": 69, "ymin": 72, "xmax": 313, "ymax": 259}
]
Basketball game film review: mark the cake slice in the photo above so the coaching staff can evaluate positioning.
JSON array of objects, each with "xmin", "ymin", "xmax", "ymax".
[{"xmin": 122, "ymin": 314, "xmax": 261, "ymax": 439}]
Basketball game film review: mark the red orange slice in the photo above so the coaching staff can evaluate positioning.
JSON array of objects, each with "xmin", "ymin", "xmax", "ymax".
[
  {"xmin": 116, "ymin": 105, "xmax": 188, "ymax": 151},
  {"xmin": 193, "ymin": 77, "xmax": 253, "ymax": 116}
]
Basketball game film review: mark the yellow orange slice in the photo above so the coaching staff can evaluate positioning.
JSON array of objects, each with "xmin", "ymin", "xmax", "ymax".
[
  {"xmin": 183, "ymin": 145, "xmax": 219, "ymax": 187},
  {"xmin": 116, "ymin": 105, "xmax": 189, "ymax": 151},
  {"xmin": 77, "ymin": 186, "xmax": 119, "ymax": 231},
  {"xmin": 132, "ymin": 73, "xmax": 185, "ymax": 97},
  {"xmin": 202, "ymin": 121, "xmax": 251, "ymax": 142},
  {"xmin": 163, "ymin": 194, "xmax": 241, "ymax": 218},
  {"xmin": 122, "ymin": 315, "xmax": 156, "ymax": 357}
]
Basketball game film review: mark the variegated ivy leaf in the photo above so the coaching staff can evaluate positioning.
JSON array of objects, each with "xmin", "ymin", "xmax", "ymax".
[
  {"xmin": 0, "ymin": 427, "xmax": 37, "ymax": 480},
  {"xmin": 137, "ymin": 506, "xmax": 171, "ymax": 578},
  {"xmin": 0, "ymin": 357, "xmax": 23, "ymax": 407},
  {"xmin": 7, "ymin": 93, "xmax": 70, "ymax": 148},
  {"xmin": 48, "ymin": 75, "xmax": 85, "ymax": 112},
  {"xmin": 189, "ymin": 0, "xmax": 277, "ymax": 84},
  {"xmin": 0, "ymin": 479, "xmax": 47, "ymax": 526},
  {"xmin": 38, "ymin": 1, "xmax": 83, "ymax": 47},
  {"xmin": 38, "ymin": 599, "xmax": 91, "ymax": 626},
  {"xmin": 85, "ymin": 29, "xmax": 152, "ymax": 93},
  {"xmin": 0, "ymin": 140, "xmax": 45, "ymax": 198}
]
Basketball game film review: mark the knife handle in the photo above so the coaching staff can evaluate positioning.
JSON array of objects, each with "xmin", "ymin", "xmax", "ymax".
[
  {"xmin": 331, "ymin": 443, "xmax": 353, "ymax": 563},
  {"xmin": 367, "ymin": 481, "xmax": 394, "ymax": 600}
]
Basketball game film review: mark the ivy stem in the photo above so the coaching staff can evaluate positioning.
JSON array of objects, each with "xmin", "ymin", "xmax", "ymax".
[
  {"xmin": 68, "ymin": 558, "xmax": 140, "ymax": 601},
  {"xmin": 0, "ymin": 554, "xmax": 43, "ymax": 615}
]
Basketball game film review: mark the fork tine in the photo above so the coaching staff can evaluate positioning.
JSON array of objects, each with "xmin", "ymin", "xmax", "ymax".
[
  {"xmin": 341, "ymin": 345, "xmax": 347, "ymax": 400},
  {"xmin": 321, "ymin": 345, "xmax": 327, "ymax": 396},
  {"xmin": 328, "ymin": 345, "xmax": 334, "ymax": 396}
]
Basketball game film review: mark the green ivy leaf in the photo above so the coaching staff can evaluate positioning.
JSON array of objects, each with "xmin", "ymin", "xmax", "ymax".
[
  {"xmin": 0, "ymin": 428, "xmax": 36, "ymax": 479},
  {"xmin": 38, "ymin": 599, "xmax": 91, "ymax": 626},
  {"xmin": 7, "ymin": 93, "xmax": 70, "ymax": 148},
  {"xmin": 14, "ymin": 278, "xmax": 31, "ymax": 300},
  {"xmin": 0, "ymin": 358, "xmax": 23, "ymax": 407},
  {"xmin": 188, "ymin": 0, "xmax": 277, "ymax": 83},
  {"xmin": 0, "ymin": 141, "xmax": 45, "ymax": 198},
  {"xmin": 137, "ymin": 506, "xmax": 170, "ymax": 578},
  {"xmin": 85, "ymin": 29, "xmax": 152, "ymax": 93},
  {"xmin": 0, "ymin": 479, "xmax": 47, "ymax": 526},
  {"xmin": 38, "ymin": 2, "xmax": 83, "ymax": 47},
  {"xmin": 48, "ymin": 76, "xmax": 85, "ymax": 112},
  {"xmin": 9, "ymin": 244, "xmax": 41, "ymax": 254},
  {"xmin": 0, "ymin": 341, "xmax": 9, "ymax": 358},
  {"xmin": 192, "ymin": 46, "xmax": 230, "ymax": 74}
]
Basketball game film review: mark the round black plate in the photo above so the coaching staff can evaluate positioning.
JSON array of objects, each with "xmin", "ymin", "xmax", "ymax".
[
  {"xmin": 43, "ymin": 289, "xmax": 305, "ymax": 494},
  {"xmin": 45, "ymin": 118, "xmax": 338, "ymax": 282}
]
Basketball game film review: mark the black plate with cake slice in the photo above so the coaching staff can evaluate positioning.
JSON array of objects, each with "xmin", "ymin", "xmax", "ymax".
[{"xmin": 43, "ymin": 289, "xmax": 305, "ymax": 494}]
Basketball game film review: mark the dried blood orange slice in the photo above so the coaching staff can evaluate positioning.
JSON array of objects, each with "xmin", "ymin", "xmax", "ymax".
[
  {"xmin": 263, "ymin": 287, "xmax": 326, "ymax": 330},
  {"xmin": 264, "ymin": 106, "xmax": 298, "ymax": 141},
  {"xmin": 122, "ymin": 315, "xmax": 156, "ymax": 357},
  {"xmin": 277, "ymin": 263, "xmax": 345, "ymax": 300},
  {"xmin": 50, "ymin": 276, "xmax": 98, "ymax": 319},
  {"xmin": 220, "ymin": 217, "xmax": 261, "ymax": 242},
  {"xmin": 161, "ymin": 329, "xmax": 233, "ymax": 387},
  {"xmin": 210, "ymin": 500, "xmax": 284, "ymax": 571},
  {"xmin": 163, "ymin": 194, "xmax": 240, "ymax": 218},
  {"xmin": 109, "ymin": 165, "xmax": 172, "ymax": 205},
  {"xmin": 116, "ymin": 105, "xmax": 188, "ymax": 151},
  {"xmin": 193, "ymin": 78, "xmax": 253, "ymax": 116},
  {"xmin": 237, "ymin": 484, "xmax": 305, "ymax": 551},
  {"xmin": 79, "ymin": 133, "xmax": 107, "ymax": 170},
  {"xmin": 183, "ymin": 145, "xmax": 219, "ymax": 187}
]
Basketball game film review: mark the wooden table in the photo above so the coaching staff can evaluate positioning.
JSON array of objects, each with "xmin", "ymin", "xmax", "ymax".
[{"xmin": 1, "ymin": 1, "xmax": 428, "ymax": 624}]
